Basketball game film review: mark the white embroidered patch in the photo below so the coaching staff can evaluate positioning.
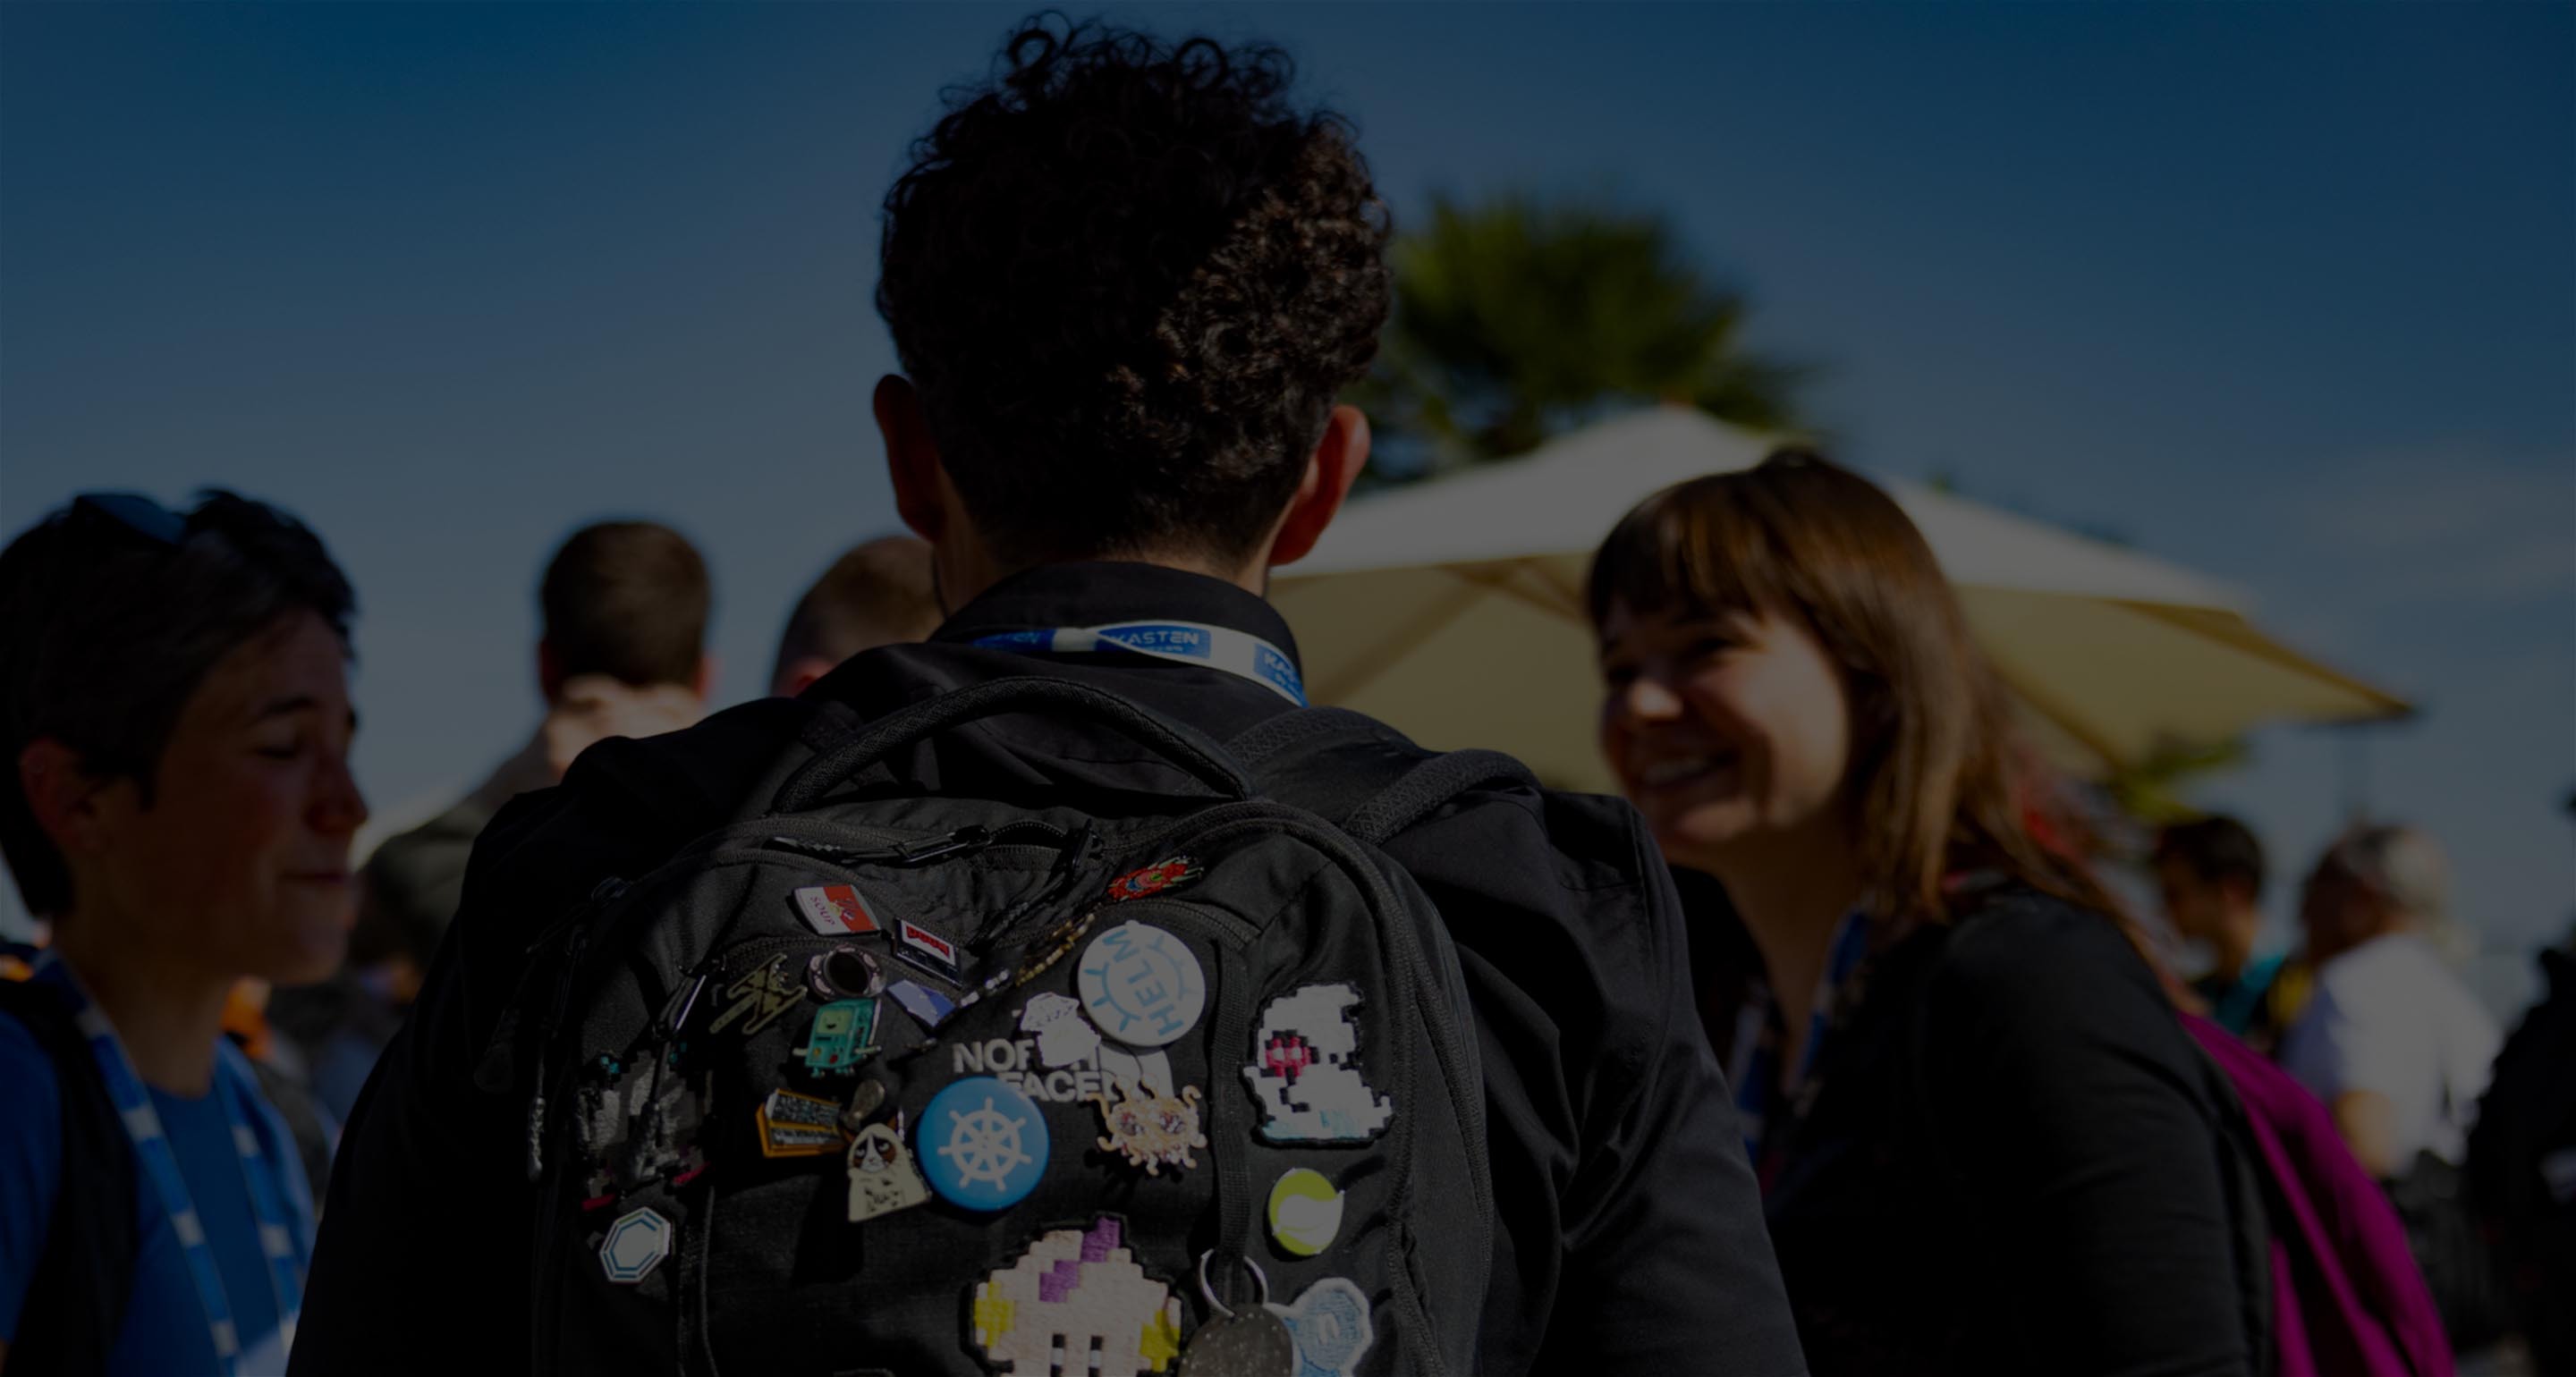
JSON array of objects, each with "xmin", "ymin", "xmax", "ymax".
[
  {"xmin": 969, "ymin": 1216, "xmax": 1183, "ymax": 1376},
  {"xmin": 1241, "ymin": 984, "xmax": 1394, "ymax": 1144},
  {"xmin": 1019, "ymin": 992, "xmax": 1103, "ymax": 1068},
  {"xmin": 1267, "ymin": 1277, "xmax": 1376, "ymax": 1377}
]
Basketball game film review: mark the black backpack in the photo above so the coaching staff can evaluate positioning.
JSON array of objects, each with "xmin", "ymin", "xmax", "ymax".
[
  {"xmin": 0, "ymin": 969, "xmax": 140, "ymax": 1377},
  {"xmin": 484, "ymin": 678, "xmax": 1531, "ymax": 1376}
]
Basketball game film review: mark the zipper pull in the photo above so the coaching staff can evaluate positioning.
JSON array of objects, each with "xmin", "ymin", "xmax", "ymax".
[
  {"xmin": 662, "ymin": 969, "xmax": 711, "ymax": 1036},
  {"xmin": 524, "ymin": 1088, "xmax": 550, "ymax": 1184},
  {"xmin": 518, "ymin": 878, "xmax": 623, "ymax": 1182},
  {"xmin": 894, "ymin": 824, "xmax": 993, "ymax": 866},
  {"xmin": 765, "ymin": 835, "xmax": 901, "ymax": 866}
]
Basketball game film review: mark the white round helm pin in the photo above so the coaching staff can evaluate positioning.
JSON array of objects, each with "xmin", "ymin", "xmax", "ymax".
[{"xmin": 1075, "ymin": 922, "xmax": 1207, "ymax": 1048}]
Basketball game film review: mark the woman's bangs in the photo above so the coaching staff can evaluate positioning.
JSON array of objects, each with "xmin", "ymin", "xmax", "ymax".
[{"xmin": 1589, "ymin": 474, "xmax": 1786, "ymax": 629}]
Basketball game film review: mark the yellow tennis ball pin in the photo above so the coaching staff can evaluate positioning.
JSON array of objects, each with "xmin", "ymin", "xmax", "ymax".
[{"xmin": 1267, "ymin": 1168, "xmax": 1345, "ymax": 1257}]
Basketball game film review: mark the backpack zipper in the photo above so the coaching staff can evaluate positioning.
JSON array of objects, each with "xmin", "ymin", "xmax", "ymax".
[
  {"xmin": 525, "ymin": 881, "xmax": 625, "ymax": 1181},
  {"xmin": 758, "ymin": 819, "xmax": 1070, "ymax": 871}
]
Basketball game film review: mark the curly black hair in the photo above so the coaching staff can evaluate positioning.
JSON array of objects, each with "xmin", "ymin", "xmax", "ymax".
[{"xmin": 877, "ymin": 15, "xmax": 1392, "ymax": 569}]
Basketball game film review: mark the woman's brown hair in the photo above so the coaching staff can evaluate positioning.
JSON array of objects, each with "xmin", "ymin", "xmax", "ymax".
[{"xmin": 1587, "ymin": 448, "xmax": 2126, "ymax": 931}]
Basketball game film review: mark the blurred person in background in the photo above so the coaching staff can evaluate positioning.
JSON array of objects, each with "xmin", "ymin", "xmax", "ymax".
[
  {"xmin": 2470, "ymin": 925, "xmax": 2576, "ymax": 1375},
  {"xmin": 2282, "ymin": 824, "xmax": 2511, "ymax": 1352},
  {"xmin": 360, "ymin": 519, "xmax": 712, "ymax": 977},
  {"xmin": 2465, "ymin": 788, "xmax": 2576, "ymax": 1375},
  {"xmin": 2157, "ymin": 814, "xmax": 2303, "ymax": 1052},
  {"xmin": 269, "ymin": 520, "xmax": 711, "ymax": 1116},
  {"xmin": 0, "ymin": 491, "xmax": 363, "ymax": 1374},
  {"xmin": 767, "ymin": 534, "xmax": 941, "ymax": 697},
  {"xmin": 1592, "ymin": 451, "xmax": 2262, "ymax": 1377},
  {"xmin": 2283, "ymin": 826, "xmax": 2500, "ymax": 1179}
]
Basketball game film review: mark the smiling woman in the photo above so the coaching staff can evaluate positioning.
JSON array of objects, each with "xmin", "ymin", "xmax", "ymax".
[
  {"xmin": 1589, "ymin": 450, "xmax": 2267, "ymax": 1377},
  {"xmin": 0, "ymin": 491, "xmax": 360, "ymax": 1376}
]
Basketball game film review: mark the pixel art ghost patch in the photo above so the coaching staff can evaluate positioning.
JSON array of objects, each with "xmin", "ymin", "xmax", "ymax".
[{"xmin": 1241, "ymin": 983, "xmax": 1394, "ymax": 1145}]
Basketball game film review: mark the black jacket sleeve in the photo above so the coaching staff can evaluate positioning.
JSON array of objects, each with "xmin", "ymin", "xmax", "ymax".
[
  {"xmin": 292, "ymin": 703, "xmax": 801, "ymax": 1376},
  {"xmin": 1915, "ymin": 900, "xmax": 2255, "ymax": 1377},
  {"xmin": 1387, "ymin": 787, "xmax": 1808, "ymax": 1377},
  {"xmin": 289, "ymin": 790, "xmax": 589, "ymax": 1376}
]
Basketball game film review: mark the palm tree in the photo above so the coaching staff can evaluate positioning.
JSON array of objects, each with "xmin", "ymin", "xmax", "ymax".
[{"xmin": 1355, "ymin": 194, "xmax": 1807, "ymax": 482}]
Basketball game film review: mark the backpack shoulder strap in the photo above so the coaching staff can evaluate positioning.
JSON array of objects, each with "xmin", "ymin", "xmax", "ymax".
[
  {"xmin": 0, "ymin": 976, "xmax": 138, "ymax": 1377},
  {"xmin": 555, "ymin": 693, "xmax": 835, "ymax": 848},
  {"xmin": 1228, "ymin": 707, "xmax": 1539, "ymax": 847}
]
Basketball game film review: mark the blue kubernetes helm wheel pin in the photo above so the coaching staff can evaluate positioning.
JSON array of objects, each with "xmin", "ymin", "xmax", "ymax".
[{"xmin": 919, "ymin": 1076, "xmax": 1049, "ymax": 1211}]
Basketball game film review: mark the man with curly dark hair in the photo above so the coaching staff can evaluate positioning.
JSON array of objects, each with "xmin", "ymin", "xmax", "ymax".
[
  {"xmin": 874, "ymin": 23, "xmax": 1391, "ymax": 576},
  {"xmin": 296, "ymin": 18, "xmax": 1804, "ymax": 1376}
]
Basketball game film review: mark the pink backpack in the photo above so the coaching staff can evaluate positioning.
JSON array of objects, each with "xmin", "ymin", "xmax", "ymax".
[{"xmin": 2185, "ymin": 1014, "xmax": 2453, "ymax": 1377}]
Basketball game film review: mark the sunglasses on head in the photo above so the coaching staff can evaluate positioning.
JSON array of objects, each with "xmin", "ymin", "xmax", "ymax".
[{"xmin": 70, "ymin": 492, "xmax": 190, "ymax": 546}]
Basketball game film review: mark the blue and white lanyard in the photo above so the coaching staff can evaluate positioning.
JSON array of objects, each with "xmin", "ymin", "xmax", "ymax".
[
  {"xmin": 30, "ymin": 953, "xmax": 311, "ymax": 1373},
  {"xmin": 1727, "ymin": 911, "xmax": 1872, "ymax": 1172},
  {"xmin": 972, "ymin": 621, "xmax": 1306, "ymax": 705}
]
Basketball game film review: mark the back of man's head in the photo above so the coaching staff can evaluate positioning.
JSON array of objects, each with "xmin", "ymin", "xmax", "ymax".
[
  {"xmin": 770, "ymin": 536, "xmax": 943, "ymax": 696},
  {"xmin": 539, "ymin": 520, "xmax": 710, "ymax": 693},
  {"xmin": 2320, "ymin": 823, "xmax": 2450, "ymax": 930},
  {"xmin": 2155, "ymin": 815, "xmax": 2267, "ymax": 902},
  {"xmin": 877, "ymin": 17, "xmax": 1391, "ymax": 570}
]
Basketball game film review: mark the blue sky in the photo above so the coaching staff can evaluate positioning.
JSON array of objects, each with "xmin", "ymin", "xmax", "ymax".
[{"xmin": 4, "ymin": 4, "xmax": 2569, "ymax": 1007}]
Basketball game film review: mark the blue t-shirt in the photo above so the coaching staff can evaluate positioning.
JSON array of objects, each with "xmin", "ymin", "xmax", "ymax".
[{"xmin": 0, "ymin": 1011, "xmax": 290, "ymax": 1374}]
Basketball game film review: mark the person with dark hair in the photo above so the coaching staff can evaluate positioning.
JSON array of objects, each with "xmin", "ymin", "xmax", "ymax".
[
  {"xmin": 282, "ymin": 521, "xmax": 712, "ymax": 1108},
  {"xmin": 768, "ymin": 535, "xmax": 942, "ymax": 697},
  {"xmin": 360, "ymin": 520, "xmax": 709, "ymax": 965},
  {"xmin": 2156, "ymin": 814, "xmax": 2300, "ymax": 1049},
  {"xmin": 0, "ymin": 491, "xmax": 364, "ymax": 1375},
  {"xmin": 1591, "ymin": 452, "xmax": 2262, "ymax": 1375},
  {"xmin": 2467, "ymin": 792, "xmax": 2576, "ymax": 1375},
  {"xmin": 294, "ymin": 18, "xmax": 1804, "ymax": 1376}
]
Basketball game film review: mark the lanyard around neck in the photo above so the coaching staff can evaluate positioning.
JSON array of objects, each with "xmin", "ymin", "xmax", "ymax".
[
  {"xmin": 30, "ymin": 952, "xmax": 310, "ymax": 1374},
  {"xmin": 970, "ymin": 620, "xmax": 1307, "ymax": 705}
]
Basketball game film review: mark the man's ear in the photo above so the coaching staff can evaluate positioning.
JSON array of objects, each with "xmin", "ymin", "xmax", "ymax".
[
  {"xmin": 877, "ymin": 375, "xmax": 949, "ymax": 545},
  {"xmin": 775, "ymin": 657, "xmax": 835, "ymax": 698},
  {"xmin": 537, "ymin": 638, "xmax": 564, "ymax": 704},
  {"xmin": 691, "ymin": 655, "xmax": 718, "ymax": 704},
  {"xmin": 18, "ymin": 739, "xmax": 121, "ymax": 857},
  {"xmin": 1267, "ymin": 403, "xmax": 1371, "ymax": 570}
]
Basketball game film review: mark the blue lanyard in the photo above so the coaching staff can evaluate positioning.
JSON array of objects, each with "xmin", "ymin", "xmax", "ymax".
[
  {"xmin": 1727, "ymin": 911, "xmax": 1872, "ymax": 1170},
  {"xmin": 2211, "ymin": 952, "xmax": 2284, "ymax": 1035},
  {"xmin": 971, "ymin": 621, "xmax": 1306, "ymax": 705},
  {"xmin": 30, "ymin": 953, "xmax": 311, "ymax": 1373}
]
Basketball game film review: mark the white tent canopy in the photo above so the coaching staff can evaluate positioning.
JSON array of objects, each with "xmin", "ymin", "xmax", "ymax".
[{"xmin": 1273, "ymin": 406, "xmax": 2407, "ymax": 791}]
